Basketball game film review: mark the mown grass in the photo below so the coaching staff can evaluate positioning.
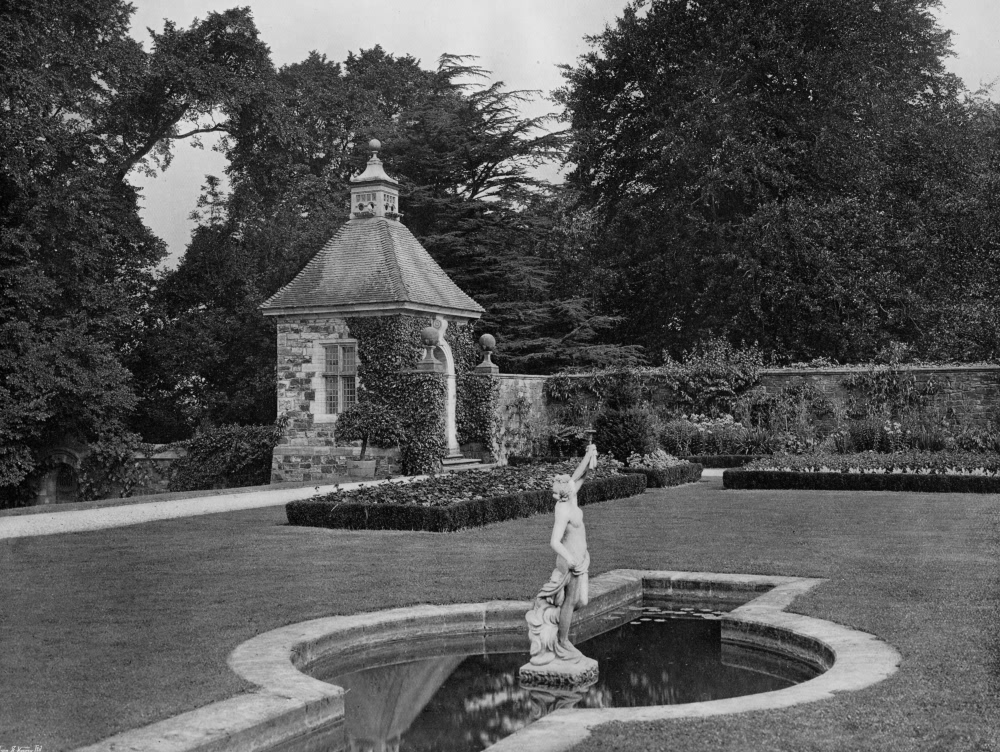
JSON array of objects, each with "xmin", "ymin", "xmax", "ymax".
[{"xmin": 1, "ymin": 478, "xmax": 998, "ymax": 751}]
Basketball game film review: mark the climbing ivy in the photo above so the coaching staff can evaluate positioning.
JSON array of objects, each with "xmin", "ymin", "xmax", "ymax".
[
  {"xmin": 446, "ymin": 322, "xmax": 499, "ymax": 449},
  {"xmin": 346, "ymin": 315, "xmax": 454, "ymax": 473},
  {"xmin": 347, "ymin": 315, "xmax": 428, "ymax": 427},
  {"xmin": 397, "ymin": 372, "xmax": 447, "ymax": 475},
  {"xmin": 842, "ymin": 364, "xmax": 944, "ymax": 420}
]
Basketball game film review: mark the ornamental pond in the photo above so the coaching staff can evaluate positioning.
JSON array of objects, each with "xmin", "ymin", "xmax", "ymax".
[{"xmin": 289, "ymin": 599, "xmax": 821, "ymax": 752}]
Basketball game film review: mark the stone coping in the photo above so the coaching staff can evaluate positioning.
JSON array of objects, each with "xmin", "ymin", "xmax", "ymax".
[
  {"xmin": 508, "ymin": 365, "xmax": 1000, "ymax": 380},
  {"xmin": 74, "ymin": 571, "xmax": 901, "ymax": 752},
  {"xmin": 761, "ymin": 364, "xmax": 1000, "ymax": 375}
]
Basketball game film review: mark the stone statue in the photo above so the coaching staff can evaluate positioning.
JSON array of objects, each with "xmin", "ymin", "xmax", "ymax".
[{"xmin": 520, "ymin": 445, "xmax": 599, "ymax": 687}]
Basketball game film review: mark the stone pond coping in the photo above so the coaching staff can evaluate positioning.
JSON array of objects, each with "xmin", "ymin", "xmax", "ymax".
[{"xmin": 73, "ymin": 570, "xmax": 901, "ymax": 752}]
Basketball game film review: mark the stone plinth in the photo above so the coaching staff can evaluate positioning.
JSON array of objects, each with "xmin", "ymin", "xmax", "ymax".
[{"xmin": 518, "ymin": 656, "xmax": 598, "ymax": 689}]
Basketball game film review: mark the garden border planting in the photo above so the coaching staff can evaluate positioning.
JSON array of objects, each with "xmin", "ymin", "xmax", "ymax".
[
  {"xmin": 681, "ymin": 455, "xmax": 766, "ymax": 468},
  {"xmin": 285, "ymin": 473, "xmax": 647, "ymax": 532},
  {"xmin": 724, "ymin": 469, "xmax": 1000, "ymax": 493},
  {"xmin": 621, "ymin": 463, "xmax": 703, "ymax": 488}
]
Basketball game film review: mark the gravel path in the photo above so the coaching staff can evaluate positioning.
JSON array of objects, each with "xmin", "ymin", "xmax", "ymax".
[
  {"xmin": 0, "ymin": 480, "xmax": 385, "ymax": 540},
  {"xmin": 1, "ymin": 470, "xmax": 719, "ymax": 540}
]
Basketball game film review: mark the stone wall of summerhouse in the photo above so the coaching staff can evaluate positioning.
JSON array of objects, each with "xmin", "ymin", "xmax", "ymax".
[{"xmin": 271, "ymin": 315, "xmax": 400, "ymax": 483}]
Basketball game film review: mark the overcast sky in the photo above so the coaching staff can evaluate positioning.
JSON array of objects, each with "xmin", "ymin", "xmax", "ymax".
[{"xmin": 127, "ymin": 0, "xmax": 1000, "ymax": 267}]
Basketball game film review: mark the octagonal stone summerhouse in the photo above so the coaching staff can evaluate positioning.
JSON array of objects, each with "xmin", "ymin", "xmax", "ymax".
[{"xmin": 260, "ymin": 141, "xmax": 485, "ymax": 482}]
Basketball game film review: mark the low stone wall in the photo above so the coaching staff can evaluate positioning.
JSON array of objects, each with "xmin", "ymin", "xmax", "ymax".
[
  {"xmin": 130, "ymin": 447, "xmax": 186, "ymax": 497},
  {"xmin": 271, "ymin": 444, "xmax": 398, "ymax": 484}
]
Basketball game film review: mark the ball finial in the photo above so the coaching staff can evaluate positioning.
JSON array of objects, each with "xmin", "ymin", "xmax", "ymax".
[
  {"xmin": 479, "ymin": 334, "xmax": 496, "ymax": 351},
  {"xmin": 421, "ymin": 326, "xmax": 439, "ymax": 347},
  {"xmin": 369, "ymin": 138, "xmax": 381, "ymax": 153}
]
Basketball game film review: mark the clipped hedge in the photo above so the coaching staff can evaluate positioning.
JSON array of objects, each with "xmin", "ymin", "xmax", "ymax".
[
  {"xmin": 286, "ymin": 473, "xmax": 647, "ymax": 532},
  {"xmin": 681, "ymin": 454, "xmax": 766, "ymax": 468},
  {"xmin": 723, "ymin": 469, "xmax": 1000, "ymax": 494},
  {"xmin": 622, "ymin": 463, "xmax": 703, "ymax": 488}
]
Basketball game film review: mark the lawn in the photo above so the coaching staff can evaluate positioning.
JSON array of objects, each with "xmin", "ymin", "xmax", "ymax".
[{"xmin": 2, "ymin": 477, "xmax": 999, "ymax": 751}]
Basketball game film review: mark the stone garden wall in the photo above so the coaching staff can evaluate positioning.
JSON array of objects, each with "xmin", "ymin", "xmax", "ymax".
[
  {"xmin": 499, "ymin": 365, "xmax": 1000, "ymax": 434},
  {"xmin": 494, "ymin": 374, "xmax": 549, "ymax": 462},
  {"xmin": 758, "ymin": 366, "xmax": 1000, "ymax": 427}
]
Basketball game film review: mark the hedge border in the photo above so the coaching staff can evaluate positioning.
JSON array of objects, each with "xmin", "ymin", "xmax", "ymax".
[
  {"xmin": 681, "ymin": 455, "xmax": 766, "ymax": 468},
  {"xmin": 285, "ymin": 473, "xmax": 648, "ymax": 532},
  {"xmin": 723, "ymin": 469, "xmax": 1000, "ymax": 494},
  {"xmin": 621, "ymin": 463, "xmax": 703, "ymax": 488}
]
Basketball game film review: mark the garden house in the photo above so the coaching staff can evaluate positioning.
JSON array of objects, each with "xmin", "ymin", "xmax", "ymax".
[{"xmin": 261, "ymin": 140, "xmax": 487, "ymax": 482}]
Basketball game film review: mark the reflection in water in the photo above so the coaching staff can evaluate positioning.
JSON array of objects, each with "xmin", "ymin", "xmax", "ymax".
[
  {"xmin": 335, "ymin": 655, "xmax": 464, "ymax": 751},
  {"xmin": 525, "ymin": 683, "xmax": 594, "ymax": 720},
  {"xmin": 315, "ymin": 612, "xmax": 818, "ymax": 752}
]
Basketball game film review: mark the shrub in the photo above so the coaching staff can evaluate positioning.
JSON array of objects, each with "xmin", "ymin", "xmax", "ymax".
[
  {"xmin": 954, "ymin": 427, "xmax": 1000, "ymax": 453},
  {"xmin": 169, "ymin": 424, "xmax": 280, "ymax": 492},
  {"xmin": 334, "ymin": 401, "xmax": 401, "ymax": 459},
  {"xmin": 663, "ymin": 338, "xmax": 763, "ymax": 415},
  {"xmin": 659, "ymin": 415, "xmax": 769, "ymax": 456},
  {"xmin": 594, "ymin": 408, "xmax": 658, "ymax": 462},
  {"xmin": 545, "ymin": 422, "xmax": 590, "ymax": 457},
  {"xmin": 622, "ymin": 449, "xmax": 703, "ymax": 488},
  {"xmin": 626, "ymin": 448, "xmax": 686, "ymax": 469},
  {"xmin": 659, "ymin": 419, "xmax": 701, "ymax": 455},
  {"xmin": 847, "ymin": 419, "xmax": 888, "ymax": 452}
]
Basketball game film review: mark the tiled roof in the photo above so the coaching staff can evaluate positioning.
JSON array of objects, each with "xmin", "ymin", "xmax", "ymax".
[{"xmin": 261, "ymin": 217, "xmax": 485, "ymax": 317}]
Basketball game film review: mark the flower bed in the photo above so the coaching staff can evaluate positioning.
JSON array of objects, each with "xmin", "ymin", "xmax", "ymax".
[
  {"xmin": 724, "ymin": 452, "xmax": 1000, "ymax": 493},
  {"xmin": 286, "ymin": 463, "xmax": 647, "ymax": 532},
  {"xmin": 622, "ymin": 464, "xmax": 703, "ymax": 488},
  {"xmin": 619, "ymin": 449, "xmax": 703, "ymax": 487}
]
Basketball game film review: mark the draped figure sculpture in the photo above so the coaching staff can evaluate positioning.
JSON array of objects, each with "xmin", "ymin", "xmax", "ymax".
[{"xmin": 520, "ymin": 445, "xmax": 599, "ymax": 687}]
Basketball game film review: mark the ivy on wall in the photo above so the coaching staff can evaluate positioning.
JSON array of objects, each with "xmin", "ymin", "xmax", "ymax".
[
  {"xmin": 342, "ymin": 316, "xmax": 500, "ymax": 472},
  {"xmin": 842, "ymin": 364, "xmax": 945, "ymax": 420},
  {"xmin": 446, "ymin": 321, "xmax": 500, "ymax": 449},
  {"xmin": 397, "ymin": 372, "xmax": 447, "ymax": 474},
  {"xmin": 347, "ymin": 315, "xmax": 428, "ymax": 422},
  {"xmin": 346, "ymin": 315, "xmax": 450, "ymax": 474}
]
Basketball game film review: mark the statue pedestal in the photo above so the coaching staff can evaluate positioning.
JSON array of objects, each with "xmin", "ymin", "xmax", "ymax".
[{"xmin": 518, "ymin": 656, "xmax": 599, "ymax": 689}]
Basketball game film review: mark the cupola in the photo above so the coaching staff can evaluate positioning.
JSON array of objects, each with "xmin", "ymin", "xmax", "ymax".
[{"xmin": 350, "ymin": 139, "xmax": 399, "ymax": 219}]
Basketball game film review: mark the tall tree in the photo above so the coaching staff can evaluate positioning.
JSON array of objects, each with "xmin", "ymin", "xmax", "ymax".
[
  {"xmin": 0, "ymin": 0, "xmax": 271, "ymax": 499},
  {"xmin": 558, "ymin": 0, "xmax": 998, "ymax": 362}
]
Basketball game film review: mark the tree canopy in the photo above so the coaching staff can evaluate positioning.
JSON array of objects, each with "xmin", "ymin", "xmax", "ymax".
[
  {"xmin": 557, "ymin": 0, "xmax": 1000, "ymax": 362},
  {"xmin": 0, "ymin": 0, "xmax": 271, "ymax": 497}
]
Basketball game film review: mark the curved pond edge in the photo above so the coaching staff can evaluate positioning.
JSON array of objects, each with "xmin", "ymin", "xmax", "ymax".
[{"xmin": 75, "ymin": 570, "xmax": 901, "ymax": 752}]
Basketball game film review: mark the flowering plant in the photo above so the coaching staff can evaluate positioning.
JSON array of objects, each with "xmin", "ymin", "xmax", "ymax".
[{"xmin": 626, "ymin": 449, "xmax": 687, "ymax": 469}]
